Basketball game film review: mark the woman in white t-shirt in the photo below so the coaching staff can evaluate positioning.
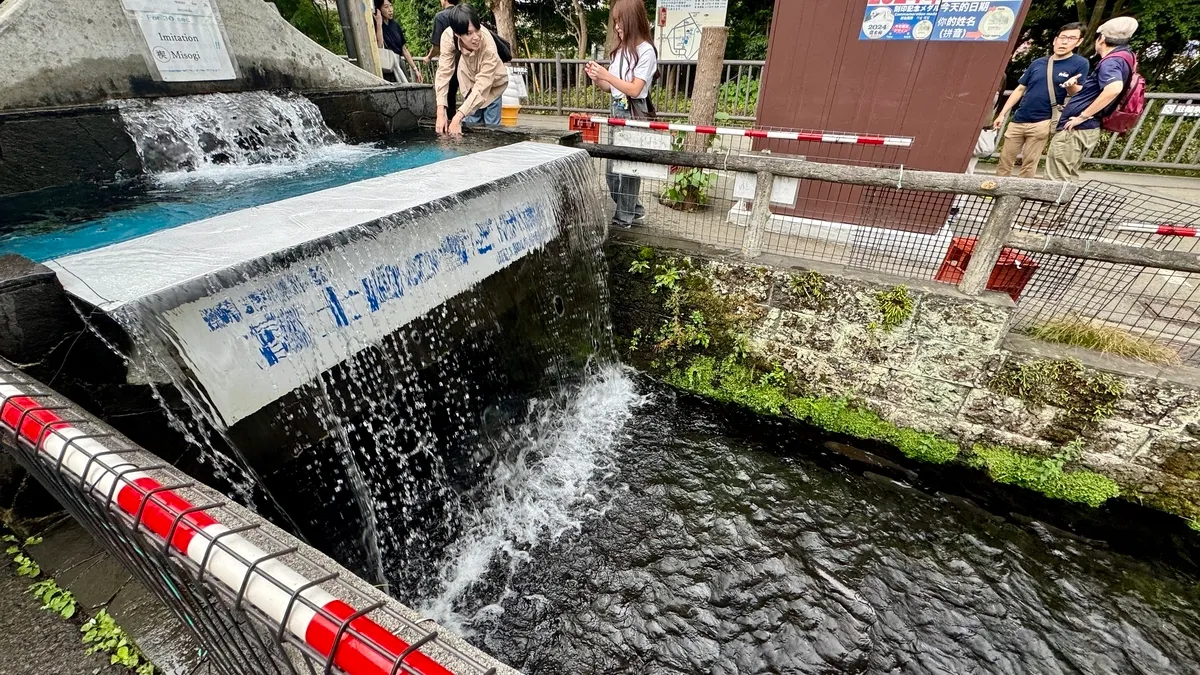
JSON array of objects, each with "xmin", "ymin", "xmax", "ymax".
[{"xmin": 586, "ymin": 0, "xmax": 657, "ymax": 228}]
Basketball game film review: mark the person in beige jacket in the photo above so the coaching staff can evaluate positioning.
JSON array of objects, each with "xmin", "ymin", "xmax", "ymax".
[{"xmin": 434, "ymin": 4, "xmax": 508, "ymax": 136}]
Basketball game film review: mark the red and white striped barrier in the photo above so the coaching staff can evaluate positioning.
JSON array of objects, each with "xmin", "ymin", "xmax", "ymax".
[
  {"xmin": 0, "ymin": 385, "xmax": 458, "ymax": 675},
  {"xmin": 1117, "ymin": 223, "xmax": 1199, "ymax": 237},
  {"xmin": 589, "ymin": 117, "xmax": 915, "ymax": 147}
]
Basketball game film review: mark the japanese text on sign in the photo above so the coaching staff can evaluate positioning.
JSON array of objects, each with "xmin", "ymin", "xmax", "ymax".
[{"xmin": 859, "ymin": 0, "xmax": 1024, "ymax": 42}]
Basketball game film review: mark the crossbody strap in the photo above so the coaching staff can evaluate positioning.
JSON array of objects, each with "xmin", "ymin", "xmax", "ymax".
[{"xmin": 1045, "ymin": 55, "xmax": 1060, "ymax": 106}]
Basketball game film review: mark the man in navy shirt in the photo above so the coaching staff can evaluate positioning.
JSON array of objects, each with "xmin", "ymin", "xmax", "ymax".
[
  {"xmin": 993, "ymin": 23, "xmax": 1088, "ymax": 178},
  {"xmin": 1046, "ymin": 16, "xmax": 1139, "ymax": 181}
]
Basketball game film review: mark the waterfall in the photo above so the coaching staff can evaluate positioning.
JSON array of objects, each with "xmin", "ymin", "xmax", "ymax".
[
  {"xmin": 117, "ymin": 92, "xmax": 347, "ymax": 175},
  {"xmin": 60, "ymin": 142, "xmax": 615, "ymax": 593}
]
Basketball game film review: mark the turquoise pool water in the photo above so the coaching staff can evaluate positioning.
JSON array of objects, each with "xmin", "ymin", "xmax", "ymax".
[{"xmin": 0, "ymin": 139, "xmax": 464, "ymax": 262}]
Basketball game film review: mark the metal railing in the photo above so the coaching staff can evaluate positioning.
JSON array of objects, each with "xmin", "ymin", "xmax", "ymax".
[
  {"xmin": 995, "ymin": 91, "xmax": 1200, "ymax": 172},
  {"xmin": 584, "ymin": 133, "xmax": 1200, "ymax": 364},
  {"xmin": 415, "ymin": 56, "xmax": 764, "ymax": 121},
  {"xmin": 0, "ymin": 360, "xmax": 513, "ymax": 675}
]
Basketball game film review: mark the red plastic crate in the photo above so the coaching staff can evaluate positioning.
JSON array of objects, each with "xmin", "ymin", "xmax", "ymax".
[
  {"xmin": 569, "ymin": 113, "xmax": 600, "ymax": 143},
  {"xmin": 935, "ymin": 236, "xmax": 1038, "ymax": 302}
]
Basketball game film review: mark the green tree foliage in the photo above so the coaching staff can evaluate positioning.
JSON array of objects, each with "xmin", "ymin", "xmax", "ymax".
[
  {"xmin": 274, "ymin": 0, "xmax": 346, "ymax": 55},
  {"xmin": 724, "ymin": 0, "xmax": 773, "ymax": 60},
  {"xmin": 1010, "ymin": 0, "xmax": 1200, "ymax": 92}
]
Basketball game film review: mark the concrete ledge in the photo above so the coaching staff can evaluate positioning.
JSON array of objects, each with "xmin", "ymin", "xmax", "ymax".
[{"xmin": 1004, "ymin": 333, "xmax": 1200, "ymax": 388}]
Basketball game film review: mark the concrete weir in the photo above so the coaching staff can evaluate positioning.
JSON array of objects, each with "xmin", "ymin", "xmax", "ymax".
[
  {"xmin": 0, "ymin": 0, "xmax": 382, "ymax": 111},
  {"xmin": 47, "ymin": 142, "xmax": 599, "ymax": 427}
]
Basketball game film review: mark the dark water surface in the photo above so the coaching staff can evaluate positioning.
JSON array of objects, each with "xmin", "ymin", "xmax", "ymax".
[{"xmin": 426, "ymin": 371, "xmax": 1200, "ymax": 675}]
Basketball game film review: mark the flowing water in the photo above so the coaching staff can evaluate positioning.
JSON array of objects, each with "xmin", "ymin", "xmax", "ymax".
[
  {"xmin": 27, "ymin": 90, "xmax": 1200, "ymax": 674},
  {"xmin": 418, "ymin": 373, "xmax": 1200, "ymax": 674},
  {"xmin": 0, "ymin": 92, "xmax": 480, "ymax": 261}
]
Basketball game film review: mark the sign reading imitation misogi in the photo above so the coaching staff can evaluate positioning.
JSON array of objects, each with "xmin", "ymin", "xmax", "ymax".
[
  {"xmin": 123, "ymin": 0, "xmax": 236, "ymax": 81},
  {"xmin": 860, "ymin": 0, "xmax": 1025, "ymax": 42}
]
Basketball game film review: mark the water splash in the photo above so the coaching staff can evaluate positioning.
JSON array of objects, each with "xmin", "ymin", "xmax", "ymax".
[
  {"xmin": 419, "ymin": 364, "xmax": 643, "ymax": 633},
  {"xmin": 117, "ymin": 92, "xmax": 356, "ymax": 177}
]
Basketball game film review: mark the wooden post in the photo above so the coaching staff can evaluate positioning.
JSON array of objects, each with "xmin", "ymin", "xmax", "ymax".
[
  {"xmin": 555, "ymin": 51, "xmax": 564, "ymax": 115},
  {"xmin": 742, "ymin": 171, "xmax": 774, "ymax": 258},
  {"xmin": 335, "ymin": 0, "xmax": 381, "ymax": 77},
  {"xmin": 959, "ymin": 195, "xmax": 1023, "ymax": 296},
  {"xmin": 687, "ymin": 27, "xmax": 728, "ymax": 154}
]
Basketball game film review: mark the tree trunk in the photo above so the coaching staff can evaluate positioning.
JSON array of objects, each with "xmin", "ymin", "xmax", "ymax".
[
  {"xmin": 571, "ymin": 0, "xmax": 588, "ymax": 59},
  {"xmin": 687, "ymin": 26, "xmax": 728, "ymax": 153},
  {"xmin": 489, "ymin": 0, "xmax": 517, "ymax": 49}
]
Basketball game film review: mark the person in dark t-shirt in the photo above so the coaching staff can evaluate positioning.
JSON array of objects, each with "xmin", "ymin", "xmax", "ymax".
[
  {"xmin": 374, "ymin": 0, "xmax": 422, "ymax": 83},
  {"xmin": 427, "ymin": 0, "xmax": 461, "ymax": 116},
  {"xmin": 992, "ymin": 23, "xmax": 1088, "ymax": 178},
  {"xmin": 1046, "ymin": 16, "xmax": 1139, "ymax": 182}
]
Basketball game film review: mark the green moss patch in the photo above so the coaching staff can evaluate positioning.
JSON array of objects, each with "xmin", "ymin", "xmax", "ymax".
[
  {"xmin": 670, "ymin": 355, "xmax": 959, "ymax": 464},
  {"xmin": 968, "ymin": 444, "xmax": 1121, "ymax": 508},
  {"xmin": 988, "ymin": 357, "xmax": 1125, "ymax": 442}
]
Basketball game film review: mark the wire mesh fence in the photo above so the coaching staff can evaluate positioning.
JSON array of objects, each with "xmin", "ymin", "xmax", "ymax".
[
  {"xmin": 0, "ymin": 361, "xmax": 506, "ymax": 675},
  {"xmin": 592, "ymin": 129, "xmax": 1200, "ymax": 365},
  {"xmin": 1001, "ymin": 182, "xmax": 1200, "ymax": 365}
]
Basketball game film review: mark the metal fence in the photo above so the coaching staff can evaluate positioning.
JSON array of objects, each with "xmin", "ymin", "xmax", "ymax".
[
  {"xmin": 995, "ymin": 92, "xmax": 1200, "ymax": 172},
  {"xmin": 586, "ymin": 130, "xmax": 1200, "ymax": 365},
  {"xmin": 0, "ymin": 360, "xmax": 510, "ymax": 675},
  {"xmin": 414, "ymin": 57, "xmax": 764, "ymax": 121}
]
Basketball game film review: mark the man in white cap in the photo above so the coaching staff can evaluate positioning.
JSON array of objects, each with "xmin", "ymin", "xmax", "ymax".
[{"xmin": 1044, "ymin": 16, "xmax": 1139, "ymax": 182}]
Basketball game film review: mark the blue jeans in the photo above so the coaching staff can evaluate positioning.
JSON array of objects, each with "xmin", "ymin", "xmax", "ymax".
[
  {"xmin": 605, "ymin": 100, "xmax": 649, "ymax": 227},
  {"xmin": 463, "ymin": 97, "xmax": 502, "ymax": 126}
]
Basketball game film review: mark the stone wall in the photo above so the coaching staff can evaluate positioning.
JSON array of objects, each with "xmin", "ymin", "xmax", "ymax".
[
  {"xmin": 608, "ymin": 234, "xmax": 1200, "ymax": 522},
  {"xmin": 0, "ymin": 105, "xmax": 142, "ymax": 196}
]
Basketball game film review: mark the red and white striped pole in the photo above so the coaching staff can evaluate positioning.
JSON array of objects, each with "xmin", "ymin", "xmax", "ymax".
[
  {"xmin": 0, "ymin": 388, "xmax": 458, "ymax": 675},
  {"xmin": 1117, "ymin": 223, "xmax": 1199, "ymax": 237},
  {"xmin": 589, "ymin": 117, "xmax": 915, "ymax": 147}
]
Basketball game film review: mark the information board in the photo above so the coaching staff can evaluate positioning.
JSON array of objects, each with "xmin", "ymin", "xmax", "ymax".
[
  {"xmin": 134, "ymin": 11, "xmax": 236, "ymax": 81},
  {"xmin": 124, "ymin": 0, "xmax": 236, "ymax": 82},
  {"xmin": 931, "ymin": 0, "xmax": 1023, "ymax": 41},
  {"xmin": 653, "ymin": 0, "xmax": 728, "ymax": 61},
  {"xmin": 859, "ymin": 0, "xmax": 1024, "ymax": 42},
  {"xmin": 859, "ymin": 0, "xmax": 939, "ymax": 41}
]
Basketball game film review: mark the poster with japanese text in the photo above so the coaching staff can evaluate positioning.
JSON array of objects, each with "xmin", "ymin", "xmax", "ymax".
[
  {"xmin": 859, "ymin": 0, "xmax": 940, "ymax": 41},
  {"xmin": 931, "ymin": 0, "xmax": 1024, "ymax": 41}
]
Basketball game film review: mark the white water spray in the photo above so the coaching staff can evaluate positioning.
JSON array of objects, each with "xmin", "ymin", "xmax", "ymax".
[{"xmin": 420, "ymin": 364, "xmax": 644, "ymax": 633}]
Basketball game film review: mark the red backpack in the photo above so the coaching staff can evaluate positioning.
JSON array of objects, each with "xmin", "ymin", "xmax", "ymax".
[{"xmin": 1100, "ymin": 50, "xmax": 1145, "ymax": 134}]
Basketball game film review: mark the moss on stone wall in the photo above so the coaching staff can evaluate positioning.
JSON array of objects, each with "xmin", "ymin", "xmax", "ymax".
[
  {"xmin": 988, "ymin": 358, "xmax": 1125, "ymax": 443},
  {"xmin": 608, "ymin": 241, "xmax": 1127, "ymax": 510},
  {"xmin": 968, "ymin": 444, "xmax": 1121, "ymax": 508}
]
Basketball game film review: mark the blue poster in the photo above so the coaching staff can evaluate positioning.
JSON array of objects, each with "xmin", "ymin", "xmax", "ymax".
[
  {"xmin": 931, "ymin": 0, "xmax": 1023, "ymax": 41},
  {"xmin": 859, "ymin": 0, "xmax": 940, "ymax": 41}
]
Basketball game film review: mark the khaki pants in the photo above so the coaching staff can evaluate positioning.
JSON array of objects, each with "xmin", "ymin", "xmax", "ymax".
[
  {"xmin": 996, "ymin": 121, "xmax": 1052, "ymax": 178},
  {"xmin": 1045, "ymin": 127, "xmax": 1102, "ymax": 182}
]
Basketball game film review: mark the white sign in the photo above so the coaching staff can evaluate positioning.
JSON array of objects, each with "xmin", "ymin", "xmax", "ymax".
[
  {"xmin": 612, "ymin": 129, "xmax": 672, "ymax": 179},
  {"xmin": 733, "ymin": 172, "xmax": 799, "ymax": 206},
  {"xmin": 122, "ymin": 0, "xmax": 214, "ymax": 16},
  {"xmin": 132, "ymin": 4, "xmax": 235, "ymax": 81},
  {"xmin": 163, "ymin": 193, "xmax": 559, "ymax": 425},
  {"xmin": 653, "ymin": 0, "xmax": 729, "ymax": 61},
  {"xmin": 1163, "ymin": 103, "xmax": 1200, "ymax": 118}
]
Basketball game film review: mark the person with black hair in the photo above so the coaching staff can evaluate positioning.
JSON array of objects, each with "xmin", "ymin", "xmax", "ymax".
[
  {"xmin": 434, "ymin": 3, "xmax": 508, "ymax": 135},
  {"xmin": 373, "ymin": 0, "xmax": 422, "ymax": 83},
  {"xmin": 1046, "ymin": 16, "xmax": 1139, "ymax": 181},
  {"xmin": 992, "ymin": 22, "xmax": 1087, "ymax": 178}
]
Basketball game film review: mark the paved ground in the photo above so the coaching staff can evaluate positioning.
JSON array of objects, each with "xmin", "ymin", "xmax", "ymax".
[{"xmin": 0, "ymin": 553, "xmax": 125, "ymax": 675}]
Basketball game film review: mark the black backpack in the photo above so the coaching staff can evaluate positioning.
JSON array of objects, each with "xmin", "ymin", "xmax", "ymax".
[{"xmin": 479, "ymin": 23, "xmax": 513, "ymax": 63}]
